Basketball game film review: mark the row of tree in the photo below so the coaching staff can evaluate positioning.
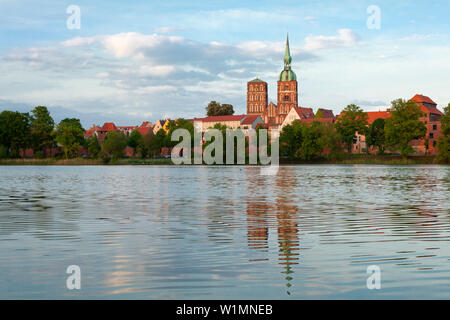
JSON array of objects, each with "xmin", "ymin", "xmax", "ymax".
[
  {"xmin": 0, "ymin": 105, "xmax": 177, "ymax": 160},
  {"xmin": 1, "ymin": 99, "xmax": 449, "ymax": 162}
]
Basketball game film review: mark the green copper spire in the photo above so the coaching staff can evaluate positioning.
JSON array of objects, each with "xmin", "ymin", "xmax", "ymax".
[
  {"xmin": 279, "ymin": 33, "xmax": 297, "ymax": 81},
  {"xmin": 284, "ymin": 33, "xmax": 292, "ymax": 66}
]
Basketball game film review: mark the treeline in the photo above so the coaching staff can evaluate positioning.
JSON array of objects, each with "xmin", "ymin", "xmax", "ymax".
[
  {"xmin": 96, "ymin": 118, "xmax": 195, "ymax": 163},
  {"xmin": 280, "ymin": 99, "xmax": 450, "ymax": 162},
  {"xmin": 0, "ymin": 99, "xmax": 449, "ymax": 163},
  {"xmin": 0, "ymin": 106, "xmax": 193, "ymax": 162}
]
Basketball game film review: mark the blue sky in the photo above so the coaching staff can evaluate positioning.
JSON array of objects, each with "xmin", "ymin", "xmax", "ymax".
[{"xmin": 0, "ymin": 0, "xmax": 449, "ymax": 127}]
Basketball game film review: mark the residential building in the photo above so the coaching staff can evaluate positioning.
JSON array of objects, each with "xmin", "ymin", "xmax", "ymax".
[{"xmin": 409, "ymin": 94, "xmax": 443, "ymax": 154}]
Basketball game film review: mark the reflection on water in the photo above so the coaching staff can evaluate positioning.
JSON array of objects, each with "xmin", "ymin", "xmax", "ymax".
[{"xmin": 0, "ymin": 165, "xmax": 449, "ymax": 299}]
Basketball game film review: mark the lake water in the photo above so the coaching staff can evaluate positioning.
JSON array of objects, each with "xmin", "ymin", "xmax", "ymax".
[{"xmin": 0, "ymin": 165, "xmax": 449, "ymax": 299}]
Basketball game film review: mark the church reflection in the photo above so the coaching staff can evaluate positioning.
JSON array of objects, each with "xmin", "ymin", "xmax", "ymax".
[{"xmin": 246, "ymin": 167, "xmax": 300, "ymax": 295}]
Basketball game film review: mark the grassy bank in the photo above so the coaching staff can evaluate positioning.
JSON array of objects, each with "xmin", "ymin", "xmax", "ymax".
[
  {"xmin": 280, "ymin": 154, "xmax": 442, "ymax": 165},
  {"xmin": 0, "ymin": 155, "xmax": 446, "ymax": 166},
  {"xmin": 0, "ymin": 157, "xmax": 173, "ymax": 165}
]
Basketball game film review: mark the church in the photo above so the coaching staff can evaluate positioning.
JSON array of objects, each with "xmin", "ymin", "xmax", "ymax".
[{"xmin": 246, "ymin": 35, "xmax": 316, "ymax": 125}]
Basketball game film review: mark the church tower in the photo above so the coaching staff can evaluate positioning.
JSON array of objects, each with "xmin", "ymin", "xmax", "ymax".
[
  {"xmin": 277, "ymin": 34, "xmax": 298, "ymax": 123},
  {"xmin": 247, "ymin": 78, "xmax": 268, "ymax": 115}
]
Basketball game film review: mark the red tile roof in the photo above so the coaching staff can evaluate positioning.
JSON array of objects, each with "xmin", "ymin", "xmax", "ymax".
[
  {"xmin": 410, "ymin": 94, "xmax": 436, "ymax": 105},
  {"xmin": 409, "ymin": 94, "xmax": 443, "ymax": 116},
  {"xmin": 197, "ymin": 115, "xmax": 247, "ymax": 122},
  {"xmin": 366, "ymin": 111, "xmax": 391, "ymax": 125},
  {"xmin": 301, "ymin": 118, "xmax": 334, "ymax": 123},
  {"xmin": 241, "ymin": 115, "xmax": 260, "ymax": 125},
  {"xmin": 100, "ymin": 122, "xmax": 118, "ymax": 132},
  {"xmin": 140, "ymin": 121, "xmax": 152, "ymax": 127},
  {"xmin": 293, "ymin": 107, "xmax": 314, "ymax": 119},
  {"xmin": 136, "ymin": 126, "xmax": 152, "ymax": 136},
  {"xmin": 316, "ymin": 108, "xmax": 335, "ymax": 119}
]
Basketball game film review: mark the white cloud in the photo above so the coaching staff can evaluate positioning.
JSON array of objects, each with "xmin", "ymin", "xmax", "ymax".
[
  {"xmin": 154, "ymin": 26, "xmax": 186, "ymax": 34},
  {"xmin": 303, "ymin": 29, "xmax": 361, "ymax": 51}
]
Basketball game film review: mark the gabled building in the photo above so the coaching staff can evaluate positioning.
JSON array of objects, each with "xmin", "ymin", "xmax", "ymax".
[
  {"xmin": 97, "ymin": 122, "xmax": 119, "ymax": 145},
  {"xmin": 136, "ymin": 121, "xmax": 153, "ymax": 137},
  {"xmin": 192, "ymin": 114, "xmax": 264, "ymax": 133},
  {"xmin": 280, "ymin": 106, "xmax": 315, "ymax": 129},
  {"xmin": 117, "ymin": 126, "xmax": 137, "ymax": 137},
  {"xmin": 352, "ymin": 111, "xmax": 391, "ymax": 154},
  {"xmin": 315, "ymin": 108, "xmax": 336, "ymax": 121},
  {"xmin": 153, "ymin": 119, "xmax": 170, "ymax": 134},
  {"xmin": 409, "ymin": 94, "xmax": 443, "ymax": 154},
  {"xmin": 84, "ymin": 125, "xmax": 100, "ymax": 139}
]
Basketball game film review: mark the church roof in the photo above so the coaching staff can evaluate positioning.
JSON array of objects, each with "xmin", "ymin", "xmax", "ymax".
[{"xmin": 248, "ymin": 78, "xmax": 266, "ymax": 83}]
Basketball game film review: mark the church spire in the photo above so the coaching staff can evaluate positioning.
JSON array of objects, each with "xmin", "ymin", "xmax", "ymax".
[
  {"xmin": 284, "ymin": 33, "xmax": 292, "ymax": 67},
  {"xmin": 279, "ymin": 33, "xmax": 296, "ymax": 81}
]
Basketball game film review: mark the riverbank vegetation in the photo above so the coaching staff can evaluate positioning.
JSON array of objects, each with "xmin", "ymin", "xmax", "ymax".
[{"xmin": 0, "ymin": 101, "xmax": 449, "ymax": 165}]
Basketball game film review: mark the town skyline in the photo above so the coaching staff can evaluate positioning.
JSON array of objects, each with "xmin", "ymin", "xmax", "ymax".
[{"xmin": 1, "ymin": 0, "xmax": 449, "ymax": 128}]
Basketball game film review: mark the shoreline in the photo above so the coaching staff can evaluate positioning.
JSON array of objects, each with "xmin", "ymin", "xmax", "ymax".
[{"xmin": 0, "ymin": 155, "xmax": 447, "ymax": 166}]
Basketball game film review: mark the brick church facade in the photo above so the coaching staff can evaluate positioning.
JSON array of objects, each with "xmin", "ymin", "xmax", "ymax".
[{"xmin": 246, "ymin": 35, "xmax": 301, "ymax": 125}]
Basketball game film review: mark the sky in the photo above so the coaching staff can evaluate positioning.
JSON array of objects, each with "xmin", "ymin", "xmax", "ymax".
[{"xmin": 0, "ymin": 0, "xmax": 449, "ymax": 128}]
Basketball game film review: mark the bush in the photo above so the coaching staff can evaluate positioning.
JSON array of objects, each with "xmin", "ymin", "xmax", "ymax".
[
  {"xmin": 99, "ymin": 150, "xmax": 111, "ymax": 164},
  {"xmin": 34, "ymin": 150, "xmax": 44, "ymax": 159}
]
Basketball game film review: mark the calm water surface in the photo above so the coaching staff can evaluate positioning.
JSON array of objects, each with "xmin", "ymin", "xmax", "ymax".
[{"xmin": 0, "ymin": 165, "xmax": 449, "ymax": 299}]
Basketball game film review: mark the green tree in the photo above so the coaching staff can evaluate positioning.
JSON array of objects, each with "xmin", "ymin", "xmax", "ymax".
[
  {"xmin": 102, "ymin": 131, "xmax": 127, "ymax": 159},
  {"xmin": 139, "ymin": 132, "xmax": 152, "ymax": 158},
  {"xmin": 437, "ymin": 103, "xmax": 450, "ymax": 162},
  {"xmin": 385, "ymin": 99, "xmax": 426, "ymax": 157},
  {"xmin": 280, "ymin": 120, "xmax": 304, "ymax": 159},
  {"xmin": 87, "ymin": 134, "xmax": 101, "ymax": 158},
  {"xmin": 316, "ymin": 122, "xmax": 342, "ymax": 159},
  {"xmin": 205, "ymin": 101, "xmax": 235, "ymax": 116},
  {"xmin": 367, "ymin": 118, "xmax": 386, "ymax": 154},
  {"xmin": 221, "ymin": 104, "xmax": 234, "ymax": 116},
  {"xmin": 300, "ymin": 122, "xmax": 326, "ymax": 160},
  {"xmin": 30, "ymin": 106, "xmax": 55, "ymax": 156},
  {"xmin": 315, "ymin": 109, "xmax": 324, "ymax": 118},
  {"xmin": 335, "ymin": 104, "xmax": 368, "ymax": 153},
  {"xmin": 128, "ymin": 130, "xmax": 143, "ymax": 156},
  {"xmin": 0, "ymin": 110, "xmax": 31, "ymax": 157},
  {"xmin": 55, "ymin": 118, "xmax": 85, "ymax": 159}
]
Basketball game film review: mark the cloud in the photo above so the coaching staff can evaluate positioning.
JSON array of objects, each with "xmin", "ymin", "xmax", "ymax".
[
  {"xmin": 350, "ymin": 99, "xmax": 388, "ymax": 107},
  {"xmin": 0, "ymin": 29, "xmax": 366, "ymax": 125},
  {"xmin": 303, "ymin": 29, "xmax": 361, "ymax": 51},
  {"xmin": 154, "ymin": 26, "xmax": 186, "ymax": 34}
]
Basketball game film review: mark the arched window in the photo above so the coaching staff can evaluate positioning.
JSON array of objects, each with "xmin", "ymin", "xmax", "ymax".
[{"xmin": 284, "ymin": 95, "xmax": 289, "ymax": 101}]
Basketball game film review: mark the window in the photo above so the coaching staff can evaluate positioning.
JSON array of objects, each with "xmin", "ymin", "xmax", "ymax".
[
  {"xmin": 433, "ymin": 124, "xmax": 437, "ymax": 131},
  {"xmin": 284, "ymin": 95, "xmax": 289, "ymax": 101},
  {"xmin": 433, "ymin": 140, "xmax": 437, "ymax": 147},
  {"xmin": 429, "ymin": 133, "xmax": 434, "ymax": 139}
]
